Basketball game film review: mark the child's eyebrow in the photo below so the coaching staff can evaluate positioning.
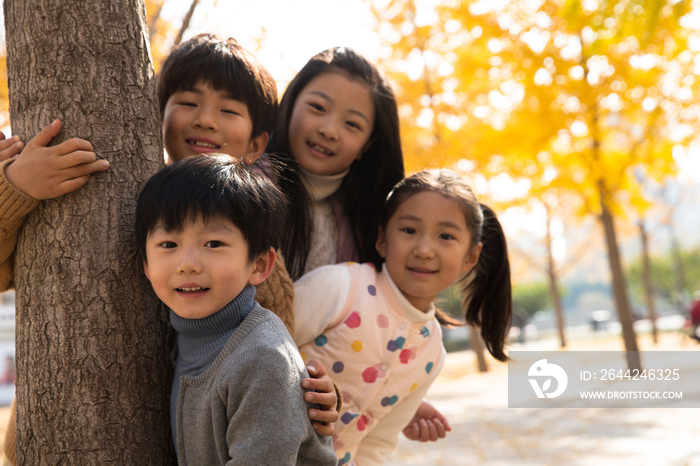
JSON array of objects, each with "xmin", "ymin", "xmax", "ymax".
[
  {"xmin": 204, "ymin": 222, "xmax": 236, "ymax": 233},
  {"xmin": 397, "ymin": 214, "xmax": 462, "ymax": 231},
  {"xmin": 181, "ymin": 86, "xmax": 240, "ymax": 103},
  {"xmin": 150, "ymin": 224, "xmax": 168, "ymax": 234},
  {"xmin": 309, "ymin": 90, "xmax": 371, "ymax": 125},
  {"xmin": 397, "ymin": 214, "xmax": 422, "ymax": 223},
  {"xmin": 219, "ymin": 92, "xmax": 241, "ymax": 102},
  {"xmin": 438, "ymin": 221, "xmax": 463, "ymax": 231}
]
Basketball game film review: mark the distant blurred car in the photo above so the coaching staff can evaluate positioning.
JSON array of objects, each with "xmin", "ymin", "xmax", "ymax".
[{"xmin": 590, "ymin": 309, "xmax": 611, "ymax": 332}]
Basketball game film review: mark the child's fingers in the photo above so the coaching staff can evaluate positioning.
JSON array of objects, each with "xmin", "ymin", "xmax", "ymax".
[
  {"xmin": 308, "ymin": 408, "xmax": 339, "ymax": 424},
  {"xmin": 26, "ymin": 119, "xmax": 61, "ymax": 149},
  {"xmin": 432, "ymin": 418, "xmax": 447, "ymax": 439},
  {"xmin": 439, "ymin": 415, "xmax": 452, "ymax": 432},
  {"xmin": 0, "ymin": 139, "xmax": 23, "ymax": 162},
  {"xmin": 57, "ymin": 150, "xmax": 98, "ymax": 169},
  {"xmin": 54, "ymin": 176, "xmax": 91, "ymax": 198},
  {"xmin": 311, "ymin": 420, "xmax": 335, "ymax": 436},
  {"xmin": 0, "ymin": 135, "xmax": 19, "ymax": 150},
  {"xmin": 304, "ymin": 390, "xmax": 337, "ymax": 409},
  {"xmin": 301, "ymin": 376, "xmax": 333, "ymax": 394},
  {"xmin": 61, "ymin": 159, "xmax": 110, "ymax": 181},
  {"xmin": 418, "ymin": 419, "xmax": 439, "ymax": 442},
  {"xmin": 432, "ymin": 406, "xmax": 449, "ymax": 423},
  {"xmin": 402, "ymin": 423, "xmax": 420, "ymax": 440},
  {"xmin": 304, "ymin": 392, "xmax": 339, "ymax": 422},
  {"xmin": 305, "ymin": 359, "xmax": 328, "ymax": 378},
  {"xmin": 53, "ymin": 137, "xmax": 94, "ymax": 156}
]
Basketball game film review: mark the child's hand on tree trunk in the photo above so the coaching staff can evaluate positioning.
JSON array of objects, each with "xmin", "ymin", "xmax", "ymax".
[
  {"xmin": 0, "ymin": 131, "xmax": 24, "ymax": 162},
  {"xmin": 4, "ymin": 119, "xmax": 109, "ymax": 200},
  {"xmin": 302, "ymin": 358, "xmax": 341, "ymax": 436}
]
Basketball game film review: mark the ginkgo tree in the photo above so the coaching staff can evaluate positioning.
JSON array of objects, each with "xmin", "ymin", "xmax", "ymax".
[{"xmin": 372, "ymin": 0, "xmax": 697, "ymax": 369}]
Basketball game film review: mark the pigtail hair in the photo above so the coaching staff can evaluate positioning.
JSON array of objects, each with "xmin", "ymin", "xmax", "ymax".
[
  {"xmin": 461, "ymin": 204, "xmax": 512, "ymax": 362},
  {"xmin": 376, "ymin": 171, "xmax": 511, "ymax": 361}
]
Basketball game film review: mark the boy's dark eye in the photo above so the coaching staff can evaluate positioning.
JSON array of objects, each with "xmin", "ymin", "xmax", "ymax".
[
  {"xmin": 439, "ymin": 233, "xmax": 455, "ymax": 240},
  {"xmin": 161, "ymin": 241, "xmax": 177, "ymax": 249},
  {"xmin": 205, "ymin": 240, "xmax": 223, "ymax": 248},
  {"xmin": 401, "ymin": 228, "xmax": 416, "ymax": 235}
]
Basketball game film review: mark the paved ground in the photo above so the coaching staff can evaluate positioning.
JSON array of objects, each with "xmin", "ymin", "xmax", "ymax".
[
  {"xmin": 0, "ymin": 332, "xmax": 697, "ymax": 464},
  {"xmin": 387, "ymin": 332, "xmax": 700, "ymax": 466}
]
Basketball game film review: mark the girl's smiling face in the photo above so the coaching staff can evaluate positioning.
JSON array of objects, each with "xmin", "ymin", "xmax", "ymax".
[
  {"xmin": 376, "ymin": 191, "xmax": 482, "ymax": 312},
  {"xmin": 288, "ymin": 71, "xmax": 375, "ymax": 176}
]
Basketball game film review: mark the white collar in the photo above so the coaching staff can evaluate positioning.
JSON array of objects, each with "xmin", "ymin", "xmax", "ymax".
[{"xmin": 298, "ymin": 167, "xmax": 349, "ymax": 201}]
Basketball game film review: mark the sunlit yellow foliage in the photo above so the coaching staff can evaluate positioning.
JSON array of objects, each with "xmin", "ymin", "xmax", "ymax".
[
  {"xmin": 146, "ymin": 0, "xmax": 180, "ymax": 73},
  {"xmin": 0, "ymin": 45, "xmax": 8, "ymax": 129},
  {"xmin": 371, "ymin": 0, "xmax": 697, "ymax": 219}
]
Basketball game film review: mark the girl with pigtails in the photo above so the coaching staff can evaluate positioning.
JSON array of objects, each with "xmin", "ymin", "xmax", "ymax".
[{"xmin": 291, "ymin": 169, "xmax": 512, "ymax": 465}]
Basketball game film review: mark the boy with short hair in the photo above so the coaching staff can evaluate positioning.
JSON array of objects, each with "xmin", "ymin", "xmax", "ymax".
[
  {"xmin": 1, "ymin": 33, "xmax": 337, "ymax": 463},
  {"xmin": 155, "ymin": 33, "xmax": 302, "ymax": 336},
  {"xmin": 135, "ymin": 154, "xmax": 336, "ymax": 465},
  {"xmin": 157, "ymin": 33, "xmax": 277, "ymax": 166}
]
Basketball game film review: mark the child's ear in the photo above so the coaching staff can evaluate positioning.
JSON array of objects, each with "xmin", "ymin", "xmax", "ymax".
[
  {"xmin": 461, "ymin": 242, "xmax": 482, "ymax": 273},
  {"xmin": 248, "ymin": 247, "xmax": 277, "ymax": 286},
  {"xmin": 375, "ymin": 227, "xmax": 387, "ymax": 259},
  {"xmin": 243, "ymin": 131, "xmax": 269, "ymax": 165},
  {"xmin": 143, "ymin": 260, "xmax": 151, "ymax": 281}
]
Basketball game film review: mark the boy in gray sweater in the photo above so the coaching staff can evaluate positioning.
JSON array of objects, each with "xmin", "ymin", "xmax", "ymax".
[{"xmin": 135, "ymin": 155, "xmax": 336, "ymax": 465}]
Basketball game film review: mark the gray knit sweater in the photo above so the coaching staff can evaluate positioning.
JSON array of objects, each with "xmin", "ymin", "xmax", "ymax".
[{"xmin": 172, "ymin": 298, "xmax": 336, "ymax": 465}]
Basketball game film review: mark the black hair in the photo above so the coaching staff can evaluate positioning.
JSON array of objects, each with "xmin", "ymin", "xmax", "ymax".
[
  {"xmin": 267, "ymin": 47, "xmax": 404, "ymax": 280},
  {"xmin": 135, "ymin": 154, "xmax": 287, "ymax": 263},
  {"xmin": 157, "ymin": 33, "xmax": 278, "ymax": 139},
  {"xmin": 373, "ymin": 169, "xmax": 512, "ymax": 362}
]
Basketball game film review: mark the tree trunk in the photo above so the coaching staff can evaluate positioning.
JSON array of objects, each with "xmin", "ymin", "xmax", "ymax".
[
  {"xmin": 599, "ymin": 196, "xmax": 641, "ymax": 371},
  {"xmin": 4, "ymin": 1, "xmax": 174, "ymax": 464},
  {"xmin": 588, "ymin": 98, "xmax": 639, "ymax": 370},
  {"xmin": 667, "ymin": 218, "xmax": 688, "ymax": 314},
  {"xmin": 639, "ymin": 220, "xmax": 658, "ymax": 344},
  {"xmin": 545, "ymin": 206, "xmax": 566, "ymax": 348},
  {"xmin": 469, "ymin": 326, "xmax": 488, "ymax": 373}
]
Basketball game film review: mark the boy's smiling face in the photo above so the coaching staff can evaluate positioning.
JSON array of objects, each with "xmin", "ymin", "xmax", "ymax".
[
  {"xmin": 144, "ymin": 216, "xmax": 264, "ymax": 319},
  {"xmin": 162, "ymin": 81, "xmax": 268, "ymax": 165}
]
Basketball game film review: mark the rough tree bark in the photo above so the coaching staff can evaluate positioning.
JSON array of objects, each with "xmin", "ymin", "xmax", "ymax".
[{"xmin": 4, "ymin": 0, "xmax": 174, "ymax": 463}]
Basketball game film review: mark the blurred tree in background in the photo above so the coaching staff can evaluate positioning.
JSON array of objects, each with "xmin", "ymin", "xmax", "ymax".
[
  {"xmin": 627, "ymin": 247, "xmax": 700, "ymax": 310},
  {"xmin": 513, "ymin": 281, "xmax": 556, "ymax": 320},
  {"xmin": 0, "ymin": 0, "xmax": 696, "ymax": 359},
  {"xmin": 370, "ymin": 0, "xmax": 698, "ymax": 367}
]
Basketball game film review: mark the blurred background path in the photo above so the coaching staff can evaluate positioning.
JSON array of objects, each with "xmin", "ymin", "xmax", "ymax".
[{"xmin": 387, "ymin": 333, "xmax": 700, "ymax": 466}]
